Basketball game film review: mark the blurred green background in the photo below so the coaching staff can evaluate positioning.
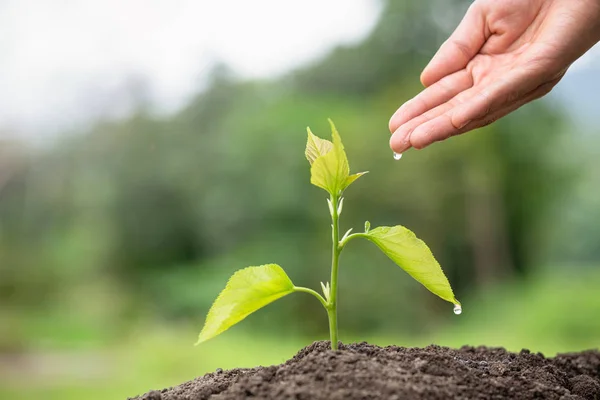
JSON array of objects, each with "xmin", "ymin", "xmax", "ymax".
[{"xmin": 1, "ymin": 0, "xmax": 600, "ymax": 399}]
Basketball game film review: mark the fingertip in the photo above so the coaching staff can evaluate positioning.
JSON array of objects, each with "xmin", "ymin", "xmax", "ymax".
[
  {"xmin": 420, "ymin": 65, "xmax": 436, "ymax": 88},
  {"xmin": 409, "ymin": 115, "xmax": 457, "ymax": 149},
  {"xmin": 420, "ymin": 47, "xmax": 458, "ymax": 88},
  {"xmin": 451, "ymin": 90, "xmax": 492, "ymax": 128},
  {"xmin": 388, "ymin": 111, "xmax": 399, "ymax": 134},
  {"xmin": 408, "ymin": 127, "xmax": 432, "ymax": 150},
  {"xmin": 389, "ymin": 130, "xmax": 411, "ymax": 154},
  {"xmin": 420, "ymin": 69, "xmax": 429, "ymax": 87},
  {"xmin": 419, "ymin": 3, "xmax": 486, "ymax": 89}
]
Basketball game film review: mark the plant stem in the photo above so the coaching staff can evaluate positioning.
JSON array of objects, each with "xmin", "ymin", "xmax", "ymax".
[
  {"xmin": 292, "ymin": 286, "xmax": 328, "ymax": 308},
  {"xmin": 338, "ymin": 232, "xmax": 368, "ymax": 249},
  {"xmin": 328, "ymin": 194, "xmax": 340, "ymax": 350}
]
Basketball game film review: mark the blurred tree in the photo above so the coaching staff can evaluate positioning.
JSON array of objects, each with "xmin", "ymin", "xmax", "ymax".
[{"xmin": 0, "ymin": 0, "xmax": 579, "ymax": 339}]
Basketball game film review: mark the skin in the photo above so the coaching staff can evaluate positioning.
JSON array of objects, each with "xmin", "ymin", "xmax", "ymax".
[{"xmin": 389, "ymin": 0, "xmax": 600, "ymax": 153}]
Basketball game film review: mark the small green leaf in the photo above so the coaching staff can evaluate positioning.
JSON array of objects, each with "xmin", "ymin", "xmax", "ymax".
[
  {"xmin": 362, "ymin": 226, "xmax": 459, "ymax": 305},
  {"xmin": 364, "ymin": 221, "xmax": 371, "ymax": 233},
  {"xmin": 305, "ymin": 127, "xmax": 333, "ymax": 165},
  {"xmin": 196, "ymin": 264, "xmax": 295, "ymax": 345},
  {"xmin": 345, "ymin": 172, "xmax": 368, "ymax": 188},
  {"xmin": 341, "ymin": 228, "xmax": 353, "ymax": 242},
  {"xmin": 320, "ymin": 281, "xmax": 331, "ymax": 302},
  {"xmin": 305, "ymin": 119, "xmax": 366, "ymax": 195}
]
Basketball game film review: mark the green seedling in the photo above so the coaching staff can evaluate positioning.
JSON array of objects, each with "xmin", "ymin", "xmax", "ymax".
[{"xmin": 196, "ymin": 120, "xmax": 460, "ymax": 350}]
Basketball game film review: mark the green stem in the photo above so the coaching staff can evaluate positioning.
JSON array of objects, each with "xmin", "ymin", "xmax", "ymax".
[
  {"xmin": 338, "ymin": 232, "xmax": 368, "ymax": 249},
  {"xmin": 293, "ymin": 286, "xmax": 328, "ymax": 309},
  {"xmin": 328, "ymin": 194, "xmax": 340, "ymax": 350}
]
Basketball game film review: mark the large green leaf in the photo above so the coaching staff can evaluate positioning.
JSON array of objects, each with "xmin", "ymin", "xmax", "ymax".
[
  {"xmin": 362, "ymin": 226, "xmax": 459, "ymax": 305},
  {"xmin": 196, "ymin": 264, "xmax": 295, "ymax": 345},
  {"xmin": 305, "ymin": 119, "xmax": 366, "ymax": 196}
]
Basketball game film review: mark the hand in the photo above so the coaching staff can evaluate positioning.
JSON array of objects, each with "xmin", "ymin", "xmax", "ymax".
[{"xmin": 389, "ymin": 0, "xmax": 600, "ymax": 153}]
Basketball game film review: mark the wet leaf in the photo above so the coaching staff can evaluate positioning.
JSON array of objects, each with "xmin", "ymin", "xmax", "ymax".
[{"xmin": 362, "ymin": 226, "xmax": 459, "ymax": 305}]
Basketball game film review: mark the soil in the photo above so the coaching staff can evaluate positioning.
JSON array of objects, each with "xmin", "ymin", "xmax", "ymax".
[{"xmin": 131, "ymin": 341, "xmax": 600, "ymax": 400}]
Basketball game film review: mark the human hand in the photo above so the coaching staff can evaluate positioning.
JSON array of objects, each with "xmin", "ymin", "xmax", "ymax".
[{"xmin": 389, "ymin": 0, "xmax": 600, "ymax": 153}]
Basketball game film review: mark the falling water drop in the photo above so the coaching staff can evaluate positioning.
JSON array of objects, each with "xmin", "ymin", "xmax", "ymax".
[
  {"xmin": 453, "ymin": 304, "xmax": 462, "ymax": 315},
  {"xmin": 393, "ymin": 152, "xmax": 403, "ymax": 160}
]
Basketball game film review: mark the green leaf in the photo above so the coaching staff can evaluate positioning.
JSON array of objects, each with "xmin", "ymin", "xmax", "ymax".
[
  {"xmin": 305, "ymin": 119, "xmax": 367, "ymax": 196},
  {"xmin": 362, "ymin": 226, "xmax": 459, "ymax": 305},
  {"xmin": 196, "ymin": 264, "xmax": 295, "ymax": 345},
  {"xmin": 305, "ymin": 127, "xmax": 333, "ymax": 165},
  {"xmin": 345, "ymin": 172, "xmax": 368, "ymax": 188}
]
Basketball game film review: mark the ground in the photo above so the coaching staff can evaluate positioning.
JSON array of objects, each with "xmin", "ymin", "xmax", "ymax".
[{"xmin": 132, "ymin": 341, "xmax": 600, "ymax": 400}]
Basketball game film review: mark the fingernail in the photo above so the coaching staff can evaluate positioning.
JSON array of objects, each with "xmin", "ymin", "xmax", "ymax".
[{"xmin": 458, "ymin": 119, "xmax": 472, "ymax": 129}]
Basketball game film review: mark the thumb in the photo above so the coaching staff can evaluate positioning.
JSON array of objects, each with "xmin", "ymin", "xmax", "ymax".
[{"xmin": 421, "ymin": 2, "xmax": 487, "ymax": 87}]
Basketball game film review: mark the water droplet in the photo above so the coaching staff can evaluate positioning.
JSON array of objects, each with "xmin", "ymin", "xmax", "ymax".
[
  {"xmin": 453, "ymin": 304, "xmax": 462, "ymax": 315},
  {"xmin": 393, "ymin": 152, "xmax": 403, "ymax": 160}
]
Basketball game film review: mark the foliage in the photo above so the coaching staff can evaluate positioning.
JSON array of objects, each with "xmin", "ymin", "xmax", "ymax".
[
  {"xmin": 196, "ymin": 264, "xmax": 295, "ymax": 344},
  {"xmin": 356, "ymin": 226, "xmax": 458, "ymax": 304},
  {"xmin": 197, "ymin": 121, "xmax": 459, "ymax": 349},
  {"xmin": 0, "ymin": 0, "xmax": 582, "ymax": 349}
]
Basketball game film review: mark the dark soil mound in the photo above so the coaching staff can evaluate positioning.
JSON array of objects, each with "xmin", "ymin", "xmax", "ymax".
[{"xmin": 131, "ymin": 341, "xmax": 600, "ymax": 400}]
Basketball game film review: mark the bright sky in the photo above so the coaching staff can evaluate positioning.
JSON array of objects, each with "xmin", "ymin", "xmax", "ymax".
[
  {"xmin": 1, "ymin": 1, "xmax": 598, "ymax": 140},
  {"xmin": 0, "ymin": 0, "xmax": 381, "ymax": 138}
]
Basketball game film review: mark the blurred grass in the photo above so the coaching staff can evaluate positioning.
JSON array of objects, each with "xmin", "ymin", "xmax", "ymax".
[
  {"xmin": 0, "ymin": 330, "xmax": 307, "ymax": 400},
  {"xmin": 359, "ymin": 266, "xmax": 600, "ymax": 355},
  {"xmin": 1, "ymin": 266, "xmax": 598, "ymax": 400}
]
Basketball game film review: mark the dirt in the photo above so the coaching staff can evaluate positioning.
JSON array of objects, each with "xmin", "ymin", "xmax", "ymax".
[{"xmin": 131, "ymin": 341, "xmax": 600, "ymax": 400}]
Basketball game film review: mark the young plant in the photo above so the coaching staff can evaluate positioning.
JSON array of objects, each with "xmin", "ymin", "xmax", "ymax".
[{"xmin": 196, "ymin": 120, "xmax": 460, "ymax": 350}]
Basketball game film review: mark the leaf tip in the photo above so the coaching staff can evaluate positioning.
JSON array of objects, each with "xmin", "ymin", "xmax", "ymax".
[
  {"xmin": 328, "ymin": 119, "xmax": 340, "ymax": 141},
  {"xmin": 194, "ymin": 332, "xmax": 208, "ymax": 346}
]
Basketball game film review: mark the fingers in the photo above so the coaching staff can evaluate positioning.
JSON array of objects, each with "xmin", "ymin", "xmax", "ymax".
[
  {"xmin": 445, "ymin": 67, "xmax": 547, "ymax": 134},
  {"xmin": 407, "ymin": 77, "xmax": 560, "ymax": 150},
  {"xmin": 389, "ymin": 96, "xmax": 461, "ymax": 153},
  {"xmin": 420, "ymin": 2, "xmax": 487, "ymax": 87},
  {"xmin": 389, "ymin": 78, "xmax": 489, "ymax": 153},
  {"xmin": 390, "ymin": 68, "xmax": 552, "ymax": 152},
  {"xmin": 389, "ymin": 70, "xmax": 473, "ymax": 134}
]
